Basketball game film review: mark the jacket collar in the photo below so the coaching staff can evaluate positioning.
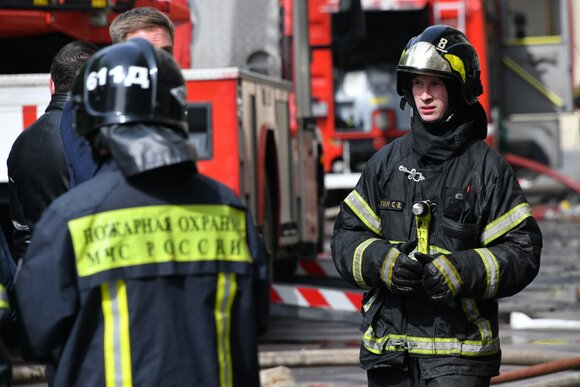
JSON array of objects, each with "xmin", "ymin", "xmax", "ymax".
[
  {"xmin": 411, "ymin": 102, "xmax": 487, "ymax": 163},
  {"xmin": 45, "ymin": 92, "xmax": 69, "ymax": 112},
  {"xmin": 98, "ymin": 123, "xmax": 197, "ymax": 177}
]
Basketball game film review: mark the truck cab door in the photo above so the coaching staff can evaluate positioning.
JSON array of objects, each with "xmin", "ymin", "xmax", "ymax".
[{"xmin": 498, "ymin": 0, "xmax": 572, "ymax": 167}]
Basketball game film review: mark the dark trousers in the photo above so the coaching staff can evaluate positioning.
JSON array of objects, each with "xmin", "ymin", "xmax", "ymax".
[
  {"xmin": 367, "ymin": 358, "xmax": 491, "ymax": 387},
  {"xmin": 0, "ymin": 342, "xmax": 10, "ymax": 387}
]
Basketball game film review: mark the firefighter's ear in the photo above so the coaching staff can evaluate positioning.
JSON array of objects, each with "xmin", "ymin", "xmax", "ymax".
[{"xmin": 48, "ymin": 78, "xmax": 56, "ymax": 96}]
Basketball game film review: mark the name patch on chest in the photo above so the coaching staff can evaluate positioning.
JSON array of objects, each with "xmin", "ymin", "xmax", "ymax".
[{"xmin": 379, "ymin": 200, "xmax": 405, "ymax": 211}]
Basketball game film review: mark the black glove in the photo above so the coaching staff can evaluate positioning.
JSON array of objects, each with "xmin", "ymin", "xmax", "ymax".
[
  {"xmin": 415, "ymin": 252, "xmax": 462, "ymax": 304},
  {"xmin": 381, "ymin": 240, "xmax": 422, "ymax": 296}
]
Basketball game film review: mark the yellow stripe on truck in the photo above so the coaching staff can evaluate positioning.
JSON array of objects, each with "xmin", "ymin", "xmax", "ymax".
[{"xmin": 69, "ymin": 204, "xmax": 251, "ymax": 277}]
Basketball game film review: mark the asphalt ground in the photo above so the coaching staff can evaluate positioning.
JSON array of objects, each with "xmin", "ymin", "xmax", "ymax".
[{"xmin": 11, "ymin": 219, "xmax": 580, "ymax": 386}]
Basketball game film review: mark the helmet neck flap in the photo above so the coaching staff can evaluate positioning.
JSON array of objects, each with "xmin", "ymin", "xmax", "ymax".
[{"xmin": 94, "ymin": 123, "xmax": 197, "ymax": 177}]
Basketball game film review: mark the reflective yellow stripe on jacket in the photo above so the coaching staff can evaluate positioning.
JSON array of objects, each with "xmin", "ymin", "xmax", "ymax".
[
  {"xmin": 380, "ymin": 246, "xmax": 400, "ymax": 292},
  {"xmin": 362, "ymin": 325, "xmax": 500, "ymax": 357},
  {"xmin": 353, "ymin": 238, "xmax": 381, "ymax": 289},
  {"xmin": 481, "ymin": 203, "xmax": 532, "ymax": 246},
  {"xmin": 0, "ymin": 285, "xmax": 9, "ymax": 309},
  {"xmin": 344, "ymin": 190, "xmax": 381, "ymax": 235},
  {"xmin": 474, "ymin": 248, "xmax": 499, "ymax": 298},
  {"xmin": 432, "ymin": 255, "xmax": 462, "ymax": 297},
  {"xmin": 102, "ymin": 280, "xmax": 132, "ymax": 387},
  {"xmin": 69, "ymin": 204, "xmax": 252, "ymax": 277},
  {"xmin": 345, "ymin": 190, "xmax": 382, "ymax": 288},
  {"xmin": 215, "ymin": 272, "xmax": 237, "ymax": 387}
]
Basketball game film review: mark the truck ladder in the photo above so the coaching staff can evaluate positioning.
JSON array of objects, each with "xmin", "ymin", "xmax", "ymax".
[{"xmin": 433, "ymin": 0, "xmax": 466, "ymax": 33}]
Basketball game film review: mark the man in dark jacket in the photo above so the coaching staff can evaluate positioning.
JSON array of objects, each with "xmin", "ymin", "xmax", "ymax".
[
  {"xmin": 7, "ymin": 41, "xmax": 97, "ymax": 261},
  {"xmin": 0, "ymin": 233, "xmax": 12, "ymax": 387},
  {"xmin": 61, "ymin": 6, "xmax": 175, "ymax": 187},
  {"xmin": 16, "ymin": 39, "xmax": 269, "ymax": 387},
  {"xmin": 331, "ymin": 25, "xmax": 542, "ymax": 386},
  {"xmin": 0, "ymin": 282, "xmax": 10, "ymax": 387}
]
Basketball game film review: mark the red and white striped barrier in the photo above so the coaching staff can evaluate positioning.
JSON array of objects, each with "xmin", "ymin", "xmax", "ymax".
[
  {"xmin": 270, "ymin": 283, "xmax": 363, "ymax": 312},
  {"xmin": 296, "ymin": 256, "xmax": 341, "ymax": 279}
]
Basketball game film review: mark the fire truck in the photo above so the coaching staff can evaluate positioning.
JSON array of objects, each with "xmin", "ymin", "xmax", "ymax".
[
  {"xmin": 1, "ymin": 0, "xmax": 578, "ymax": 264},
  {"xmin": 307, "ymin": 0, "xmax": 579, "ymax": 199},
  {"xmin": 0, "ymin": 0, "xmax": 325, "ymax": 277}
]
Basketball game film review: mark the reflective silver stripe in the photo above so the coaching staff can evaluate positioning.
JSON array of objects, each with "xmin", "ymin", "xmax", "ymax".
[
  {"xmin": 405, "ymin": 338, "xmax": 499, "ymax": 355},
  {"xmin": 461, "ymin": 299, "xmax": 493, "ymax": 342},
  {"xmin": 362, "ymin": 292, "xmax": 378, "ymax": 313},
  {"xmin": 345, "ymin": 190, "xmax": 381, "ymax": 235},
  {"xmin": 430, "ymin": 245, "xmax": 451, "ymax": 255},
  {"xmin": 481, "ymin": 203, "xmax": 532, "ymax": 246},
  {"xmin": 111, "ymin": 283, "xmax": 123, "ymax": 387},
  {"xmin": 474, "ymin": 248, "xmax": 499, "ymax": 298},
  {"xmin": 362, "ymin": 327, "xmax": 500, "ymax": 356},
  {"xmin": 380, "ymin": 247, "xmax": 400, "ymax": 292},
  {"xmin": 353, "ymin": 238, "xmax": 381, "ymax": 289},
  {"xmin": 432, "ymin": 256, "xmax": 462, "ymax": 296},
  {"xmin": 362, "ymin": 326, "xmax": 383, "ymax": 354}
]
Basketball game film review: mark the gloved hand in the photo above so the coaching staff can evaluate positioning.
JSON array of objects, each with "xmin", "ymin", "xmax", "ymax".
[
  {"xmin": 415, "ymin": 252, "xmax": 462, "ymax": 304},
  {"xmin": 381, "ymin": 240, "xmax": 423, "ymax": 296}
]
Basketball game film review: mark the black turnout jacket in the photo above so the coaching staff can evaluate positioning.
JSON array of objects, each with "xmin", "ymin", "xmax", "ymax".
[
  {"xmin": 332, "ymin": 108, "xmax": 542, "ymax": 377},
  {"xmin": 15, "ymin": 160, "xmax": 269, "ymax": 387}
]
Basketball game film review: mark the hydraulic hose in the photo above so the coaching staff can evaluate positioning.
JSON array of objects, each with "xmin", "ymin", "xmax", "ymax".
[{"xmin": 503, "ymin": 152, "xmax": 580, "ymax": 194}]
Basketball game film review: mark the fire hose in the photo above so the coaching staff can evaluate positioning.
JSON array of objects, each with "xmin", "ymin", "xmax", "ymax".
[
  {"xmin": 257, "ymin": 348, "xmax": 580, "ymax": 368},
  {"xmin": 258, "ymin": 349, "xmax": 580, "ymax": 386},
  {"xmin": 10, "ymin": 338, "xmax": 580, "ymax": 384},
  {"xmin": 490, "ymin": 355, "xmax": 580, "ymax": 385}
]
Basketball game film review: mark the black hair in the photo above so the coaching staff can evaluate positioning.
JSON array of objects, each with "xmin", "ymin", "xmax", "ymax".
[{"xmin": 51, "ymin": 41, "xmax": 99, "ymax": 93}]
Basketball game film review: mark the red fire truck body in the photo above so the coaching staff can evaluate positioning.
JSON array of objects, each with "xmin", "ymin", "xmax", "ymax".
[
  {"xmin": 0, "ymin": 0, "xmax": 192, "ymax": 68},
  {"xmin": 309, "ymin": 0, "xmax": 493, "ymax": 192},
  {"xmin": 1, "ymin": 0, "xmax": 577, "ymax": 263},
  {"xmin": 0, "ymin": 0, "xmax": 325, "ymax": 272},
  {"xmin": 309, "ymin": 0, "xmax": 577, "ymax": 198}
]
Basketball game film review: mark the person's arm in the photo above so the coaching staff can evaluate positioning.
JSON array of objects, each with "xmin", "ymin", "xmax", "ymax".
[
  {"xmin": 417, "ymin": 159, "xmax": 542, "ymax": 303},
  {"xmin": 457, "ymin": 164, "xmax": 542, "ymax": 299},
  {"xmin": 331, "ymin": 155, "xmax": 417, "ymax": 292},
  {"xmin": 14, "ymin": 207, "xmax": 78, "ymax": 361},
  {"xmin": 0, "ymin": 229, "xmax": 16, "ymax": 296},
  {"xmin": 60, "ymin": 100, "xmax": 98, "ymax": 187},
  {"xmin": 7, "ymin": 150, "xmax": 31, "ymax": 262}
]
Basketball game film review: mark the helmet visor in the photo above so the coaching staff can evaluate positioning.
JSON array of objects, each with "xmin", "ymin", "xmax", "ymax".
[{"xmin": 398, "ymin": 41, "xmax": 452, "ymax": 77}]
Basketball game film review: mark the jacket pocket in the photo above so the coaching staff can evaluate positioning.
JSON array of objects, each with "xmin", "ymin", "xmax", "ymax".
[
  {"xmin": 433, "ymin": 302, "xmax": 468, "ymax": 339},
  {"xmin": 360, "ymin": 289, "xmax": 406, "ymax": 346},
  {"xmin": 440, "ymin": 216, "xmax": 481, "ymax": 251}
]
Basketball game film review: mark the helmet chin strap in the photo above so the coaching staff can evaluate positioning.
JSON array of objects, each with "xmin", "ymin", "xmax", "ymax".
[{"xmin": 400, "ymin": 97, "xmax": 407, "ymax": 110}]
